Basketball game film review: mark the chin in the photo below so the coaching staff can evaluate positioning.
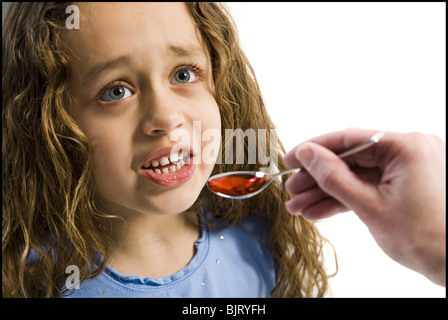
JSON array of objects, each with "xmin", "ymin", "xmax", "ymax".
[{"xmin": 145, "ymin": 186, "xmax": 203, "ymax": 216}]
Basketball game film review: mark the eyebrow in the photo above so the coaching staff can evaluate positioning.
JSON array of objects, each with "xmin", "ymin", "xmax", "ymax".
[
  {"xmin": 83, "ymin": 55, "xmax": 133, "ymax": 81},
  {"xmin": 82, "ymin": 44, "xmax": 207, "ymax": 82},
  {"xmin": 167, "ymin": 44, "xmax": 207, "ymax": 59}
]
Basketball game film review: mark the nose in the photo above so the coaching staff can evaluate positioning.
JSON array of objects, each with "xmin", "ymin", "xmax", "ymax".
[{"xmin": 141, "ymin": 89, "xmax": 185, "ymax": 137}]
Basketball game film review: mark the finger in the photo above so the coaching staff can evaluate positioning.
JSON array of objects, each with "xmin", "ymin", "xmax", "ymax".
[
  {"xmin": 285, "ymin": 154, "xmax": 382, "ymax": 197},
  {"xmin": 302, "ymin": 198, "xmax": 349, "ymax": 221},
  {"xmin": 296, "ymin": 141, "xmax": 380, "ymax": 214},
  {"xmin": 284, "ymin": 128, "xmax": 380, "ymax": 168},
  {"xmin": 284, "ymin": 169, "xmax": 316, "ymax": 195},
  {"xmin": 284, "ymin": 128, "xmax": 395, "ymax": 169},
  {"xmin": 285, "ymin": 186, "xmax": 329, "ymax": 214},
  {"xmin": 284, "ymin": 147, "xmax": 303, "ymax": 169}
]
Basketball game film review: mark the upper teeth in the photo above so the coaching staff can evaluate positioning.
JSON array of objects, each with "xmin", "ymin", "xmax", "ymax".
[{"xmin": 142, "ymin": 150, "xmax": 189, "ymax": 171}]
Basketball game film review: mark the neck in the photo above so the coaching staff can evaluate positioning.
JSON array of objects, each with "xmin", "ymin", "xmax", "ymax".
[
  {"xmin": 110, "ymin": 209, "xmax": 199, "ymax": 252},
  {"xmin": 101, "ymin": 206, "xmax": 201, "ymax": 278}
]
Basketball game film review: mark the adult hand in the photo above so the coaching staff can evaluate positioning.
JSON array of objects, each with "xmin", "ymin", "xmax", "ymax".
[{"xmin": 283, "ymin": 128, "xmax": 446, "ymax": 286}]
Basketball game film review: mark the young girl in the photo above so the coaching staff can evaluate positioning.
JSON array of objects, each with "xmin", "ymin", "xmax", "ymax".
[{"xmin": 2, "ymin": 2, "xmax": 334, "ymax": 297}]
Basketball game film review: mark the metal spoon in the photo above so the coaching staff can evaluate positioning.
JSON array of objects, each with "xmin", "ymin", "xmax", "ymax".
[{"xmin": 207, "ymin": 132, "xmax": 384, "ymax": 199}]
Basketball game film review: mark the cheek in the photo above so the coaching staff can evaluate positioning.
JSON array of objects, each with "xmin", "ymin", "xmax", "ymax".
[
  {"xmin": 89, "ymin": 132, "xmax": 132, "ymax": 186},
  {"xmin": 198, "ymin": 96, "xmax": 221, "ymax": 131},
  {"xmin": 198, "ymin": 102, "xmax": 222, "ymax": 166}
]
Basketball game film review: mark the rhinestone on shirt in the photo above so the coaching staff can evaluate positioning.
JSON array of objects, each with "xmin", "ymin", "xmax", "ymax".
[
  {"xmin": 202, "ymin": 280, "xmax": 207, "ymax": 285},
  {"xmin": 219, "ymin": 235, "xmax": 224, "ymax": 240},
  {"xmin": 98, "ymin": 290, "xmax": 104, "ymax": 295}
]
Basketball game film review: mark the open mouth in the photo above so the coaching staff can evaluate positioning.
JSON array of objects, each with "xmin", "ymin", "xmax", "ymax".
[
  {"xmin": 140, "ymin": 147, "xmax": 196, "ymax": 188},
  {"xmin": 141, "ymin": 150, "xmax": 190, "ymax": 174}
]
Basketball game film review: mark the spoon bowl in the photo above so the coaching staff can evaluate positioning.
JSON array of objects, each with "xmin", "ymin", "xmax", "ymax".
[{"xmin": 207, "ymin": 132, "xmax": 384, "ymax": 199}]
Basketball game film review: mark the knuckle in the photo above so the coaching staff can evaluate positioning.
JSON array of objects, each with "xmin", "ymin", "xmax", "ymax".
[
  {"xmin": 428, "ymin": 134, "xmax": 444, "ymax": 145},
  {"xmin": 403, "ymin": 131, "xmax": 444, "ymax": 156},
  {"xmin": 344, "ymin": 126, "xmax": 361, "ymax": 133},
  {"xmin": 317, "ymin": 166, "xmax": 341, "ymax": 195},
  {"xmin": 404, "ymin": 131, "xmax": 426, "ymax": 144}
]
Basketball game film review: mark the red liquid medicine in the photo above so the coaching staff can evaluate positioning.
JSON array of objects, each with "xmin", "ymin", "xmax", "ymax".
[{"xmin": 207, "ymin": 174, "xmax": 266, "ymax": 197}]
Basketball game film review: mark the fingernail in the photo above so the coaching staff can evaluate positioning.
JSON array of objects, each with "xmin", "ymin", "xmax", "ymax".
[
  {"xmin": 285, "ymin": 200, "xmax": 302, "ymax": 216},
  {"xmin": 295, "ymin": 144, "xmax": 315, "ymax": 169},
  {"xmin": 284, "ymin": 178, "xmax": 293, "ymax": 195}
]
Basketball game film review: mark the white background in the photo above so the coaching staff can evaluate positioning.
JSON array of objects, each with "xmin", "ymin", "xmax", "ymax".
[{"xmin": 227, "ymin": 2, "xmax": 445, "ymax": 297}]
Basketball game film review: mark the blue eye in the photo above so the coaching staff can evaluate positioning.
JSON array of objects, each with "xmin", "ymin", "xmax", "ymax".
[
  {"xmin": 171, "ymin": 69, "xmax": 197, "ymax": 84},
  {"xmin": 100, "ymin": 86, "xmax": 132, "ymax": 102}
]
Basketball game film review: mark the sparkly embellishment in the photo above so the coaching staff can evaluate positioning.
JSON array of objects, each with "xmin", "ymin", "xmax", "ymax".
[
  {"xmin": 216, "ymin": 259, "xmax": 220, "ymax": 264},
  {"xmin": 202, "ymin": 280, "xmax": 207, "ymax": 285},
  {"xmin": 98, "ymin": 290, "xmax": 104, "ymax": 295},
  {"xmin": 180, "ymin": 295, "xmax": 185, "ymax": 298},
  {"xmin": 219, "ymin": 235, "xmax": 224, "ymax": 240}
]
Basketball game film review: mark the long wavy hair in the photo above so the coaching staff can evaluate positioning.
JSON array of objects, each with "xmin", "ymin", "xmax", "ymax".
[{"xmin": 2, "ymin": 2, "xmax": 336, "ymax": 298}]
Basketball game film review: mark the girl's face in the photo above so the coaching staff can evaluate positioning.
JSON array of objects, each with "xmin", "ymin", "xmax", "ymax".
[{"xmin": 65, "ymin": 3, "xmax": 221, "ymax": 216}]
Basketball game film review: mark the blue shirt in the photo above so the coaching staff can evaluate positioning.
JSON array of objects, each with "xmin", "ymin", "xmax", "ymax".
[{"xmin": 64, "ymin": 214, "xmax": 277, "ymax": 298}]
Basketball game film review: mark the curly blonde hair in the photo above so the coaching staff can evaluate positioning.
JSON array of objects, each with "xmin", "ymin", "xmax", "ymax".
[{"xmin": 2, "ymin": 2, "xmax": 335, "ymax": 297}]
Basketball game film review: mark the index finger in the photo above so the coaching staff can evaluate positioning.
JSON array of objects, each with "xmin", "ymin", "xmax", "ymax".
[{"xmin": 283, "ymin": 128, "xmax": 388, "ymax": 168}]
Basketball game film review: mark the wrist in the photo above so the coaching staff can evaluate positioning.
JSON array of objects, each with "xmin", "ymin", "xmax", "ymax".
[{"xmin": 410, "ymin": 231, "xmax": 446, "ymax": 286}]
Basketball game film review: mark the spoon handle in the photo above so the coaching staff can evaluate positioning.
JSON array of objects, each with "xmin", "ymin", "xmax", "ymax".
[
  {"xmin": 272, "ymin": 132, "xmax": 385, "ymax": 180},
  {"xmin": 337, "ymin": 132, "xmax": 384, "ymax": 158},
  {"xmin": 271, "ymin": 168, "xmax": 300, "ymax": 179}
]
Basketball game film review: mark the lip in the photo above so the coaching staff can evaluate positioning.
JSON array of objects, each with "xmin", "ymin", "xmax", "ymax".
[{"xmin": 139, "ymin": 144, "xmax": 196, "ymax": 188}]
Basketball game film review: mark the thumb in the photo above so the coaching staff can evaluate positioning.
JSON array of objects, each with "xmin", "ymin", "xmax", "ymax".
[{"xmin": 295, "ymin": 141, "xmax": 376, "ymax": 212}]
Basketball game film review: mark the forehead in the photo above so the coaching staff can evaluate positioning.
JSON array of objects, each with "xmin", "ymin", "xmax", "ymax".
[{"xmin": 64, "ymin": 3, "xmax": 206, "ymax": 66}]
